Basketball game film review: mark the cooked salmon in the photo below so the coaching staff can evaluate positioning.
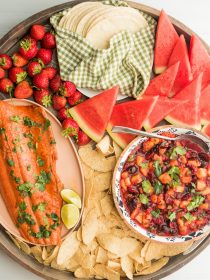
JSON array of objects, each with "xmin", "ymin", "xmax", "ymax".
[{"xmin": 0, "ymin": 101, "xmax": 63, "ymax": 245}]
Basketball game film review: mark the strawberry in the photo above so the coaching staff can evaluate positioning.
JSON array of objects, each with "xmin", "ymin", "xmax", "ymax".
[
  {"xmin": 52, "ymin": 95, "xmax": 67, "ymax": 110},
  {"xmin": 14, "ymin": 80, "xmax": 33, "ymax": 99},
  {"xmin": 62, "ymin": 118, "xmax": 79, "ymax": 138},
  {"xmin": 41, "ymin": 32, "xmax": 56, "ymax": 49},
  {"xmin": 12, "ymin": 52, "xmax": 28, "ymax": 67},
  {"xmin": 33, "ymin": 89, "xmax": 52, "ymax": 107},
  {"xmin": 57, "ymin": 107, "xmax": 71, "ymax": 121},
  {"xmin": 19, "ymin": 36, "xmax": 38, "ymax": 60},
  {"xmin": 0, "ymin": 78, "xmax": 14, "ymax": 94},
  {"xmin": 36, "ymin": 48, "xmax": 52, "ymax": 65},
  {"xmin": 33, "ymin": 71, "xmax": 49, "ymax": 89},
  {"xmin": 42, "ymin": 66, "xmax": 57, "ymax": 80},
  {"xmin": 77, "ymin": 130, "xmax": 91, "ymax": 146},
  {"xmin": 0, "ymin": 54, "xmax": 12, "ymax": 70},
  {"xmin": 50, "ymin": 74, "xmax": 61, "ymax": 92},
  {"xmin": 67, "ymin": 90, "xmax": 84, "ymax": 106},
  {"xmin": 0, "ymin": 67, "xmax": 5, "ymax": 79},
  {"xmin": 60, "ymin": 81, "xmax": 76, "ymax": 97},
  {"xmin": 8, "ymin": 67, "xmax": 27, "ymax": 83},
  {"xmin": 27, "ymin": 61, "xmax": 42, "ymax": 77},
  {"xmin": 30, "ymin": 24, "xmax": 45, "ymax": 41}
]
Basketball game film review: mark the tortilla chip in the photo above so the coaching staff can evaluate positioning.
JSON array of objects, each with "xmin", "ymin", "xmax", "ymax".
[
  {"xmin": 76, "ymin": 226, "xmax": 82, "ymax": 242},
  {"xmin": 96, "ymin": 247, "xmax": 108, "ymax": 264},
  {"xmin": 42, "ymin": 247, "xmax": 48, "ymax": 260},
  {"xmin": 44, "ymin": 246, "xmax": 59, "ymax": 265},
  {"xmin": 84, "ymin": 176, "xmax": 94, "ymax": 207},
  {"xmin": 100, "ymin": 195, "xmax": 114, "ymax": 216},
  {"xmin": 141, "ymin": 240, "xmax": 150, "ymax": 258},
  {"xmin": 57, "ymin": 231, "xmax": 80, "ymax": 265},
  {"xmin": 94, "ymin": 264, "xmax": 120, "ymax": 280},
  {"xmin": 79, "ymin": 144, "xmax": 116, "ymax": 172},
  {"xmin": 82, "ymin": 208, "xmax": 98, "ymax": 245},
  {"xmin": 31, "ymin": 246, "xmax": 43, "ymax": 263},
  {"xmin": 6, "ymin": 232, "xmax": 21, "ymax": 249},
  {"xmin": 145, "ymin": 240, "xmax": 194, "ymax": 261},
  {"xmin": 93, "ymin": 172, "xmax": 112, "ymax": 192},
  {"xmin": 136, "ymin": 257, "xmax": 169, "ymax": 275},
  {"xmin": 81, "ymin": 161, "xmax": 94, "ymax": 179},
  {"xmin": 129, "ymin": 243, "xmax": 144, "ymax": 264},
  {"xmin": 119, "ymin": 237, "xmax": 140, "ymax": 257},
  {"xmin": 51, "ymin": 259, "xmax": 66, "ymax": 270},
  {"xmin": 121, "ymin": 255, "xmax": 134, "ymax": 280},
  {"xmin": 108, "ymin": 260, "xmax": 121, "ymax": 270},
  {"xmin": 96, "ymin": 135, "xmax": 114, "ymax": 156},
  {"xmin": 113, "ymin": 141, "xmax": 122, "ymax": 159},
  {"xmin": 74, "ymin": 267, "xmax": 94, "ymax": 278}
]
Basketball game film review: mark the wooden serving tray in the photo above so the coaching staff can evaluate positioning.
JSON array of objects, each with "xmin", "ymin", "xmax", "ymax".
[{"xmin": 0, "ymin": 1, "xmax": 209, "ymax": 279}]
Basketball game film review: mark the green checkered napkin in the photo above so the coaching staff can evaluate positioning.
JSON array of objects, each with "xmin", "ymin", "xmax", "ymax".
[{"xmin": 50, "ymin": 0, "xmax": 156, "ymax": 98}]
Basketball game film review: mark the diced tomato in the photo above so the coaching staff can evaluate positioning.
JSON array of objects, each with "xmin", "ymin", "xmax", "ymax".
[
  {"xmin": 174, "ymin": 185, "xmax": 185, "ymax": 193},
  {"xmin": 135, "ymin": 212, "xmax": 143, "ymax": 224},
  {"xmin": 125, "ymin": 177, "xmax": 131, "ymax": 187},
  {"xmin": 196, "ymin": 180, "xmax": 206, "ymax": 191},
  {"xmin": 173, "ymin": 199, "xmax": 180, "ymax": 208},
  {"xmin": 121, "ymin": 171, "xmax": 129, "ymax": 179},
  {"xmin": 159, "ymin": 173, "xmax": 172, "ymax": 184},
  {"xmin": 198, "ymin": 203, "xmax": 209, "ymax": 210},
  {"xmin": 179, "ymin": 156, "xmax": 187, "ymax": 164},
  {"xmin": 136, "ymin": 156, "xmax": 144, "ymax": 166},
  {"xmin": 181, "ymin": 176, "xmax": 192, "ymax": 184},
  {"xmin": 120, "ymin": 179, "xmax": 126, "ymax": 190},
  {"xmin": 200, "ymin": 187, "xmax": 210, "ymax": 195},
  {"xmin": 207, "ymin": 164, "xmax": 210, "ymax": 177},
  {"xmin": 143, "ymin": 138, "xmax": 160, "ymax": 152},
  {"xmin": 170, "ymin": 159, "xmax": 178, "ymax": 166},
  {"xmin": 151, "ymin": 194, "xmax": 158, "ymax": 203},
  {"xmin": 159, "ymin": 148, "xmax": 167, "ymax": 155},
  {"xmin": 180, "ymin": 200, "xmax": 190, "ymax": 208},
  {"xmin": 188, "ymin": 159, "xmax": 201, "ymax": 167},
  {"xmin": 196, "ymin": 168, "xmax": 207, "ymax": 179},
  {"xmin": 140, "ymin": 167, "xmax": 149, "ymax": 176},
  {"xmin": 131, "ymin": 174, "xmax": 142, "ymax": 185},
  {"xmin": 158, "ymin": 201, "xmax": 166, "ymax": 209},
  {"xmin": 153, "ymin": 154, "xmax": 162, "ymax": 162}
]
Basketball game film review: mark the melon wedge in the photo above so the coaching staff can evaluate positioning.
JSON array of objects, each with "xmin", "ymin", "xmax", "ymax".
[
  {"xmin": 143, "ymin": 97, "xmax": 185, "ymax": 130},
  {"xmin": 189, "ymin": 34, "xmax": 210, "ymax": 89},
  {"xmin": 107, "ymin": 96, "xmax": 158, "ymax": 148},
  {"xmin": 144, "ymin": 62, "xmax": 179, "ymax": 97},
  {"xmin": 154, "ymin": 10, "xmax": 179, "ymax": 74},
  {"xmin": 168, "ymin": 35, "xmax": 192, "ymax": 96},
  {"xmin": 202, "ymin": 124, "xmax": 210, "ymax": 138},
  {"xmin": 165, "ymin": 73, "xmax": 203, "ymax": 130},
  {"xmin": 69, "ymin": 86, "xmax": 119, "ymax": 142},
  {"xmin": 200, "ymin": 84, "xmax": 210, "ymax": 124}
]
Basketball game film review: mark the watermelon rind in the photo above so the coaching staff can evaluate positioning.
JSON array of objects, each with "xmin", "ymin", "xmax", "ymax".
[
  {"xmin": 154, "ymin": 66, "xmax": 167, "ymax": 75},
  {"xmin": 165, "ymin": 115, "xmax": 201, "ymax": 130},
  {"xmin": 202, "ymin": 124, "xmax": 210, "ymax": 138},
  {"xmin": 107, "ymin": 123, "xmax": 128, "ymax": 149}
]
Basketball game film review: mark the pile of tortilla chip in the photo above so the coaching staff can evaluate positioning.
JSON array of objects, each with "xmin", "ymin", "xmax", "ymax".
[{"xmin": 7, "ymin": 138, "xmax": 194, "ymax": 280}]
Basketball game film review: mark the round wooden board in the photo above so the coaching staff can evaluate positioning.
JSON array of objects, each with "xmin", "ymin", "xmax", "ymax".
[{"xmin": 0, "ymin": 0, "xmax": 209, "ymax": 279}]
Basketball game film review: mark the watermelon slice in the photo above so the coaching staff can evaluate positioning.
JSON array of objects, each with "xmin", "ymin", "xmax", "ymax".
[
  {"xmin": 154, "ymin": 10, "xmax": 179, "ymax": 74},
  {"xmin": 168, "ymin": 35, "xmax": 192, "ymax": 96},
  {"xmin": 143, "ymin": 97, "xmax": 185, "ymax": 130},
  {"xmin": 107, "ymin": 96, "xmax": 158, "ymax": 148},
  {"xmin": 144, "ymin": 62, "xmax": 179, "ymax": 97},
  {"xmin": 69, "ymin": 86, "xmax": 119, "ymax": 142},
  {"xmin": 189, "ymin": 34, "xmax": 210, "ymax": 89},
  {"xmin": 202, "ymin": 124, "xmax": 210, "ymax": 138},
  {"xmin": 200, "ymin": 84, "xmax": 210, "ymax": 124},
  {"xmin": 165, "ymin": 73, "xmax": 203, "ymax": 130}
]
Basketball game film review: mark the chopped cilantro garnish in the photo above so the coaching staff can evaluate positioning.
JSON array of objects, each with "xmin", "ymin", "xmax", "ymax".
[
  {"xmin": 23, "ymin": 132, "xmax": 33, "ymax": 139},
  {"xmin": 51, "ymin": 213, "xmax": 59, "ymax": 222},
  {"xmin": 10, "ymin": 115, "xmax": 21, "ymax": 123},
  {"xmin": 187, "ymin": 196, "xmax": 205, "ymax": 211},
  {"xmin": 184, "ymin": 212, "xmax": 196, "ymax": 221},
  {"xmin": 168, "ymin": 212, "xmax": 176, "ymax": 221},
  {"xmin": 23, "ymin": 116, "xmax": 42, "ymax": 128},
  {"xmin": 140, "ymin": 162, "xmax": 148, "ymax": 168},
  {"xmin": 7, "ymin": 158, "xmax": 15, "ymax": 167},
  {"xmin": 151, "ymin": 209, "xmax": 160, "ymax": 218},
  {"xmin": 50, "ymin": 139, "xmax": 56, "ymax": 145},
  {"xmin": 170, "ymin": 146, "xmax": 186, "ymax": 159},
  {"xmin": 154, "ymin": 180, "xmax": 163, "ymax": 194},
  {"xmin": 12, "ymin": 147, "xmax": 17, "ymax": 153},
  {"xmin": 127, "ymin": 154, "xmax": 135, "ymax": 162},
  {"xmin": 12, "ymin": 136, "xmax": 20, "ymax": 144},
  {"xmin": 32, "ymin": 202, "xmax": 47, "ymax": 212},
  {"xmin": 154, "ymin": 160, "xmax": 162, "ymax": 177},
  {"xmin": 34, "ymin": 170, "xmax": 51, "ymax": 192},
  {"xmin": 43, "ymin": 119, "xmax": 51, "ymax": 132},
  {"xmin": 18, "ymin": 212, "xmax": 35, "ymax": 226},
  {"xmin": 142, "ymin": 180, "xmax": 151, "ymax": 193},
  {"xmin": 139, "ymin": 194, "xmax": 148, "ymax": 205},
  {"xmin": 19, "ymin": 201, "xmax": 27, "ymax": 211},
  {"xmin": 17, "ymin": 182, "xmax": 33, "ymax": 197},
  {"xmin": 27, "ymin": 141, "xmax": 36, "ymax": 150},
  {"xmin": 27, "ymin": 165, "xmax": 31, "ymax": 171},
  {"xmin": 168, "ymin": 166, "xmax": 180, "ymax": 184},
  {"xmin": 10, "ymin": 170, "xmax": 20, "ymax": 184},
  {"xmin": 37, "ymin": 156, "xmax": 45, "ymax": 167},
  {"xmin": 0, "ymin": 128, "xmax": 5, "ymax": 134}
]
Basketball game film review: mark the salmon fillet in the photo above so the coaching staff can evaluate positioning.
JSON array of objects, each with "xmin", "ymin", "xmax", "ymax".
[{"xmin": 0, "ymin": 101, "xmax": 63, "ymax": 245}]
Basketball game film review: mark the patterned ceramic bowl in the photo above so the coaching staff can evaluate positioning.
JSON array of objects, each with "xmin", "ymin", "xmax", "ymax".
[{"xmin": 112, "ymin": 126, "xmax": 210, "ymax": 243}]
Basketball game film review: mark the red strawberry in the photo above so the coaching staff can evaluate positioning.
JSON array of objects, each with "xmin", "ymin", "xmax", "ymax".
[
  {"xmin": 62, "ymin": 118, "xmax": 79, "ymax": 138},
  {"xmin": 30, "ymin": 24, "xmax": 46, "ymax": 41},
  {"xmin": 57, "ymin": 107, "xmax": 71, "ymax": 121},
  {"xmin": 0, "ymin": 54, "xmax": 12, "ymax": 70},
  {"xmin": 33, "ymin": 89, "xmax": 52, "ymax": 107},
  {"xmin": 33, "ymin": 71, "xmax": 49, "ymax": 89},
  {"xmin": 41, "ymin": 32, "xmax": 56, "ymax": 49},
  {"xmin": 0, "ymin": 67, "xmax": 5, "ymax": 79},
  {"xmin": 60, "ymin": 81, "xmax": 76, "ymax": 97},
  {"xmin": 67, "ymin": 90, "xmax": 84, "ymax": 106},
  {"xmin": 0, "ymin": 78, "xmax": 14, "ymax": 94},
  {"xmin": 50, "ymin": 74, "xmax": 61, "ymax": 92},
  {"xmin": 8, "ymin": 67, "xmax": 27, "ymax": 83},
  {"xmin": 52, "ymin": 95, "xmax": 67, "ymax": 110},
  {"xmin": 19, "ymin": 36, "xmax": 38, "ymax": 59},
  {"xmin": 12, "ymin": 52, "xmax": 28, "ymax": 67},
  {"xmin": 36, "ymin": 48, "xmax": 52, "ymax": 65},
  {"xmin": 77, "ymin": 130, "xmax": 91, "ymax": 146},
  {"xmin": 14, "ymin": 80, "xmax": 33, "ymax": 99},
  {"xmin": 42, "ymin": 66, "xmax": 57, "ymax": 80},
  {"xmin": 27, "ymin": 61, "xmax": 42, "ymax": 77}
]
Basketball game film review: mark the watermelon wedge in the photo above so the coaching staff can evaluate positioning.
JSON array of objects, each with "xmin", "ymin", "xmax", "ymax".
[
  {"xmin": 107, "ymin": 96, "xmax": 158, "ymax": 148},
  {"xmin": 168, "ymin": 35, "xmax": 192, "ymax": 96},
  {"xmin": 189, "ymin": 34, "xmax": 210, "ymax": 89},
  {"xmin": 154, "ymin": 10, "xmax": 179, "ymax": 74},
  {"xmin": 202, "ymin": 124, "xmax": 210, "ymax": 138},
  {"xmin": 144, "ymin": 62, "xmax": 179, "ymax": 97},
  {"xmin": 200, "ymin": 84, "xmax": 210, "ymax": 124},
  {"xmin": 165, "ymin": 73, "xmax": 203, "ymax": 130},
  {"xmin": 69, "ymin": 86, "xmax": 119, "ymax": 142},
  {"xmin": 143, "ymin": 97, "xmax": 185, "ymax": 130}
]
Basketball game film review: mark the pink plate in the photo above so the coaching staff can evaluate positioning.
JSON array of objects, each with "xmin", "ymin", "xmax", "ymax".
[{"xmin": 0, "ymin": 99, "xmax": 84, "ymax": 245}]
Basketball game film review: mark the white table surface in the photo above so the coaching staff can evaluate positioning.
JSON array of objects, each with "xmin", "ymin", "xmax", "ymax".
[{"xmin": 0, "ymin": 0, "xmax": 209, "ymax": 279}]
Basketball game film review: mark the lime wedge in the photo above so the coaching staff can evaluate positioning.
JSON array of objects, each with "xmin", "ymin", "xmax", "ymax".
[
  {"xmin": 61, "ymin": 204, "xmax": 80, "ymax": 229},
  {"xmin": 61, "ymin": 189, "xmax": 82, "ymax": 209}
]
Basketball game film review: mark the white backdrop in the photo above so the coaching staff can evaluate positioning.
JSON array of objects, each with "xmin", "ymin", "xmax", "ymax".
[{"xmin": 0, "ymin": 1, "xmax": 209, "ymax": 279}]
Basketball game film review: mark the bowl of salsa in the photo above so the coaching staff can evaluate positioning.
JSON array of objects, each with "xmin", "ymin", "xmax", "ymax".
[{"xmin": 112, "ymin": 126, "xmax": 210, "ymax": 243}]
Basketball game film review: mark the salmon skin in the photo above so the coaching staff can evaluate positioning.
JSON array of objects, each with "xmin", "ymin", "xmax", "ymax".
[{"xmin": 0, "ymin": 101, "xmax": 63, "ymax": 245}]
